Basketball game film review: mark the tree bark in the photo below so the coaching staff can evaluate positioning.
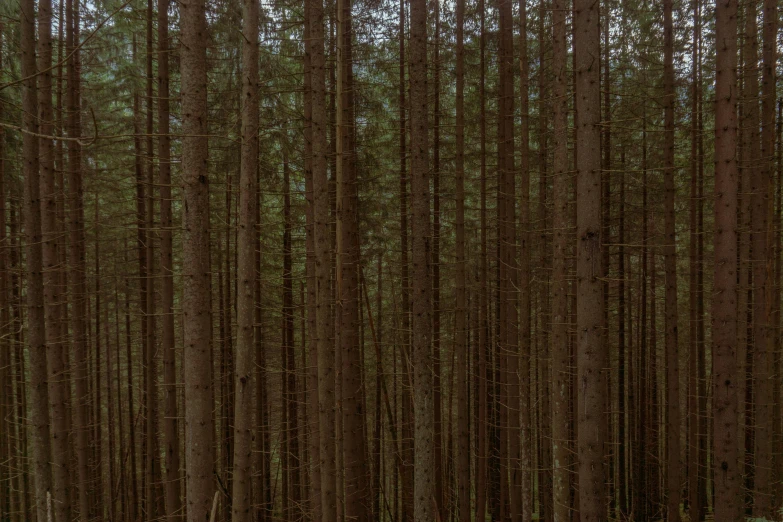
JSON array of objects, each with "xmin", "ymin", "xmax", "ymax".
[
  {"xmin": 662, "ymin": 0, "xmax": 682, "ymax": 518},
  {"xmin": 752, "ymin": 0, "xmax": 776, "ymax": 515},
  {"xmin": 455, "ymin": 0, "xmax": 470, "ymax": 518},
  {"xmin": 158, "ymin": 0, "xmax": 182, "ymax": 517},
  {"xmin": 712, "ymin": 0, "xmax": 741, "ymax": 518},
  {"xmin": 409, "ymin": 0, "xmax": 434, "ymax": 518},
  {"xmin": 20, "ymin": 1, "xmax": 54, "ymax": 518},
  {"xmin": 551, "ymin": 0, "xmax": 569, "ymax": 517},
  {"xmin": 309, "ymin": 0, "xmax": 336, "ymax": 517},
  {"xmin": 231, "ymin": 0, "xmax": 258, "ymax": 518},
  {"xmin": 180, "ymin": 0, "xmax": 215, "ymax": 518},
  {"xmin": 574, "ymin": 0, "xmax": 607, "ymax": 517}
]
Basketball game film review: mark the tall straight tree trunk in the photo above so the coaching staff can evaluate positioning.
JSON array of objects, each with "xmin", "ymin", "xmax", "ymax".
[
  {"xmin": 431, "ymin": 5, "xmax": 444, "ymax": 516},
  {"xmin": 66, "ymin": 0, "xmax": 92, "ymax": 518},
  {"xmin": 687, "ymin": 0, "xmax": 701, "ymax": 516},
  {"xmin": 752, "ymin": 0, "xmax": 776, "ymax": 515},
  {"xmin": 551, "ymin": 0, "xmax": 569, "ymax": 517},
  {"xmin": 231, "ymin": 0, "xmax": 258, "ymax": 518},
  {"xmin": 309, "ymin": 0, "xmax": 336, "ymax": 516},
  {"xmin": 335, "ymin": 0, "xmax": 371, "ymax": 517},
  {"xmin": 157, "ymin": 0, "xmax": 182, "ymax": 517},
  {"xmin": 712, "ymin": 0, "xmax": 740, "ymax": 518},
  {"xmin": 497, "ymin": 0, "xmax": 519, "ymax": 518},
  {"xmin": 475, "ymin": 1, "xmax": 489, "ymax": 517},
  {"xmin": 537, "ymin": 4, "xmax": 552, "ymax": 515},
  {"xmin": 455, "ymin": 1, "xmax": 470, "ymax": 518},
  {"xmin": 37, "ymin": 2, "xmax": 71, "ymax": 520},
  {"xmin": 180, "ymin": 0, "xmax": 215, "ymax": 519},
  {"xmin": 518, "ymin": 2, "xmax": 533, "ymax": 519},
  {"xmin": 398, "ymin": 1, "xmax": 414, "ymax": 517},
  {"xmin": 662, "ymin": 0, "xmax": 681, "ymax": 518},
  {"xmin": 144, "ymin": 0, "xmax": 160, "ymax": 516},
  {"xmin": 617, "ymin": 149, "xmax": 627, "ymax": 518},
  {"xmin": 20, "ymin": 1, "xmax": 54, "ymax": 518},
  {"xmin": 303, "ymin": 2, "xmax": 322, "ymax": 519},
  {"xmin": 409, "ymin": 0, "xmax": 434, "ymax": 518},
  {"xmin": 0, "ymin": 30, "xmax": 8, "ymax": 519},
  {"xmin": 574, "ymin": 0, "xmax": 607, "ymax": 518}
]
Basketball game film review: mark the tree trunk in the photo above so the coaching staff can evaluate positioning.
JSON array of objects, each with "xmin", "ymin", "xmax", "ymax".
[
  {"xmin": 712, "ymin": 0, "xmax": 741, "ymax": 518},
  {"xmin": 335, "ymin": 0, "xmax": 371, "ymax": 518},
  {"xmin": 455, "ymin": 0, "xmax": 470, "ymax": 518},
  {"xmin": 309, "ymin": 0, "xmax": 336, "ymax": 516},
  {"xmin": 21, "ymin": 0, "xmax": 54, "ymax": 517},
  {"xmin": 662, "ymin": 0, "xmax": 681, "ymax": 518},
  {"xmin": 158, "ymin": 0, "xmax": 182, "ymax": 517},
  {"xmin": 409, "ymin": 0, "xmax": 434, "ymax": 518},
  {"xmin": 752, "ymin": 0, "xmax": 776, "ymax": 515},
  {"xmin": 574, "ymin": 0, "xmax": 607, "ymax": 517},
  {"xmin": 551, "ymin": 0, "xmax": 569, "ymax": 517},
  {"xmin": 180, "ymin": 0, "xmax": 215, "ymax": 518},
  {"xmin": 231, "ymin": 0, "xmax": 258, "ymax": 518}
]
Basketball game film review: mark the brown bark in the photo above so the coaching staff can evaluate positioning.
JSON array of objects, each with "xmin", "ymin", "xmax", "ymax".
[
  {"xmin": 303, "ymin": 2, "xmax": 322, "ymax": 519},
  {"xmin": 309, "ymin": 0, "xmax": 336, "ymax": 516},
  {"xmin": 574, "ymin": 0, "xmax": 608, "ymax": 517},
  {"xmin": 37, "ymin": 2, "xmax": 71, "ymax": 520},
  {"xmin": 409, "ymin": 0, "xmax": 434, "ymax": 518},
  {"xmin": 663, "ymin": 0, "xmax": 682, "ymax": 518},
  {"xmin": 158, "ymin": 0, "xmax": 182, "ymax": 517},
  {"xmin": 475, "ymin": 1, "xmax": 489, "ymax": 517},
  {"xmin": 145, "ymin": 0, "xmax": 160, "ymax": 515},
  {"xmin": 20, "ymin": 0, "xmax": 54, "ymax": 518},
  {"xmin": 712, "ymin": 0, "xmax": 741, "ymax": 518},
  {"xmin": 66, "ymin": 0, "xmax": 92, "ymax": 518},
  {"xmin": 335, "ymin": 0, "xmax": 371, "ymax": 518},
  {"xmin": 752, "ymin": 0, "xmax": 776, "ymax": 515},
  {"xmin": 687, "ymin": 0, "xmax": 701, "ymax": 516},
  {"xmin": 551, "ymin": 0, "xmax": 569, "ymax": 517},
  {"xmin": 231, "ymin": 0, "xmax": 258, "ymax": 518},
  {"xmin": 180, "ymin": 0, "xmax": 215, "ymax": 518},
  {"xmin": 455, "ymin": 0, "xmax": 470, "ymax": 518},
  {"xmin": 518, "ymin": 2, "xmax": 533, "ymax": 519}
]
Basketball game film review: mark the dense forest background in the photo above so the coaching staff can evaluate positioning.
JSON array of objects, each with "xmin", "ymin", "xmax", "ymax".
[{"xmin": 0, "ymin": 0, "xmax": 781, "ymax": 520}]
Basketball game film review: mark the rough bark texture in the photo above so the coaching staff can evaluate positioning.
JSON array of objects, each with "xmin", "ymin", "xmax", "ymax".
[
  {"xmin": 662, "ymin": 0, "xmax": 682, "ymax": 518},
  {"xmin": 309, "ymin": 0, "xmax": 336, "ymax": 517},
  {"xmin": 20, "ymin": 1, "xmax": 54, "ymax": 518},
  {"xmin": 409, "ymin": 0, "xmax": 434, "ymax": 519},
  {"xmin": 712, "ymin": 0, "xmax": 740, "ymax": 518},
  {"xmin": 158, "ymin": 0, "xmax": 182, "ymax": 517},
  {"xmin": 574, "ymin": 0, "xmax": 607, "ymax": 518},
  {"xmin": 180, "ymin": 0, "xmax": 215, "ymax": 519},
  {"xmin": 37, "ymin": 3, "xmax": 72, "ymax": 521},
  {"xmin": 231, "ymin": 0, "xmax": 259, "ymax": 519},
  {"xmin": 455, "ymin": 0, "xmax": 470, "ymax": 518},
  {"xmin": 551, "ymin": 0, "xmax": 569, "ymax": 517},
  {"xmin": 752, "ymin": 0, "xmax": 776, "ymax": 515},
  {"xmin": 336, "ymin": 0, "xmax": 371, "ymax": 518}
]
